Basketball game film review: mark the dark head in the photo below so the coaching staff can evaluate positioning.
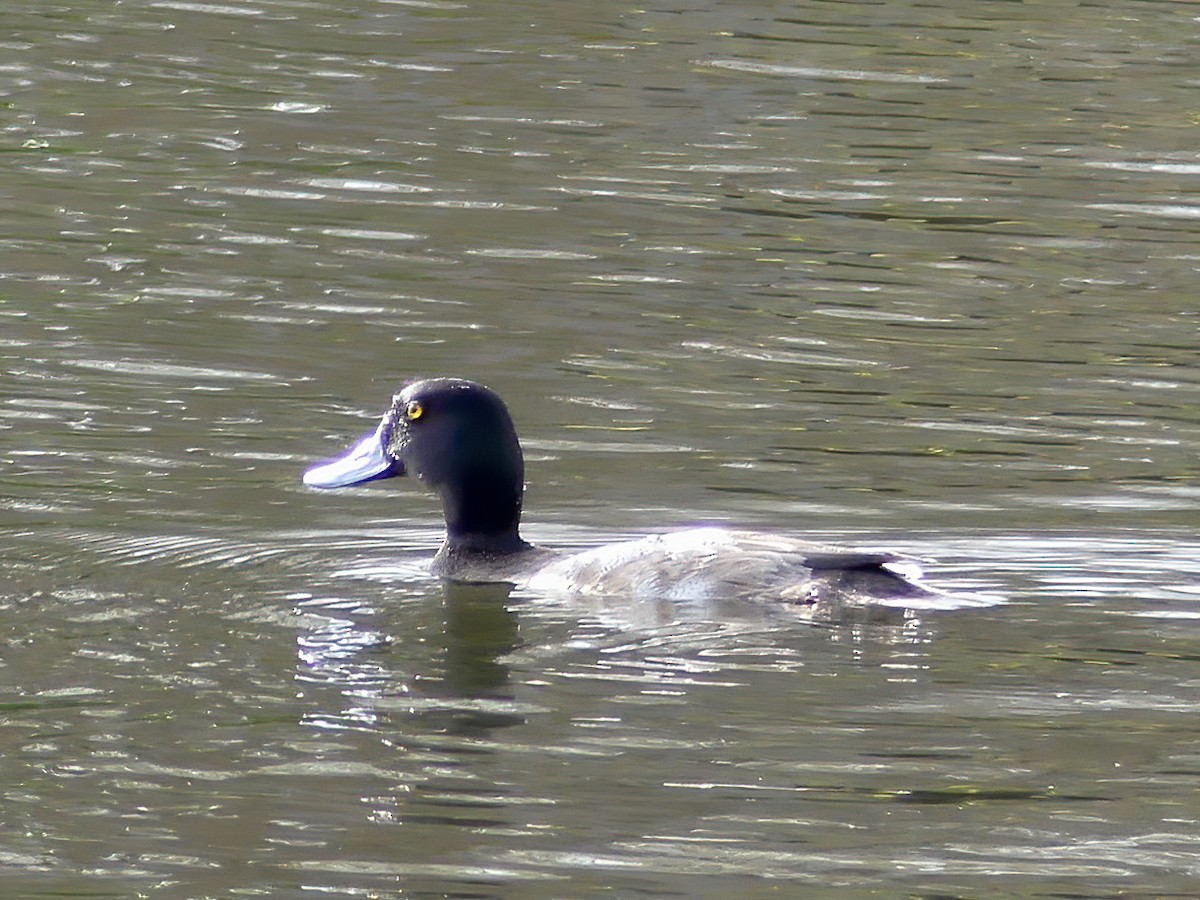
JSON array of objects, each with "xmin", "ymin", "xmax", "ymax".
[{"xmin": 304, "ymin": 378, "xmax": 527, "ymax": 553}]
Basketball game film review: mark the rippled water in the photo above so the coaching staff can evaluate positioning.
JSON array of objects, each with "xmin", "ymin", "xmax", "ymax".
[{"xmin": 3, "ymin": 0, "xmax": 1200, "ymax": 895}]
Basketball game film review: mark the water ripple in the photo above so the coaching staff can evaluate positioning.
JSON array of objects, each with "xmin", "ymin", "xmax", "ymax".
[
  {"xmin": 60, "ymin": 358, "xmax": 282, "ymax": 382},
  {"xmin": 700, "ymin": 57, "xmax": 950, "ymax": 84}
]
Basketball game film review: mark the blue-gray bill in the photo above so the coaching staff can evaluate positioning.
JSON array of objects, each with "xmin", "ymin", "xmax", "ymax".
[{"xmin": 302, "ymin": 417, "xmax": 397, "ymax": 488}]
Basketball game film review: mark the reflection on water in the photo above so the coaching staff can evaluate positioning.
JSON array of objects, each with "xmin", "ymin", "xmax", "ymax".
[
  {"xmin": 3, "ymin": 0, "xmax": 1200, "ymax": 894},
  {"xmin": 4, "ymin": 518, "xmax": 1200, "ymax": 893},
  {"xmin": 441, "ymin": 583, "xmax": 521, "ymax": 700}
]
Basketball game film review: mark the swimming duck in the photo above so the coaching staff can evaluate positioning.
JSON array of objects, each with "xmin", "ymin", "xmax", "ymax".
[{"xmin": 303, "ymin": 378, "xmax": 968, "ymax": 608}]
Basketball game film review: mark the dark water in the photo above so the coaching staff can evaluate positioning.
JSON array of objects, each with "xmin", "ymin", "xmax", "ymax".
[{"xmin": 3, "ymin": 0, "xmax": 1199, "ymax": 895}]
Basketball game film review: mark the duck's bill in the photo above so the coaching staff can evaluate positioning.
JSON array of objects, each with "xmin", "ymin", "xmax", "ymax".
[{"xmin": 303, "ymin": 418, "xmax": 401, "ymax": 488}]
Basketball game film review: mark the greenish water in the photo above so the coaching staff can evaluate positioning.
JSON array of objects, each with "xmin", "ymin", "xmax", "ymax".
[{"xmin": 2, "ymin": 0, "xmax": 1199, "ymax": 895}]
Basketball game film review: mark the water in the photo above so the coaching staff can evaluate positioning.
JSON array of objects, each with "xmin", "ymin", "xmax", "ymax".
[{"xmin": 3, "ymin": 0, "xmax": 1200, "ymax": 895}]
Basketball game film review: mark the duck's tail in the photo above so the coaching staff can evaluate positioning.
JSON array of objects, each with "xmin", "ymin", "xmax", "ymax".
[{"xmin": 783, "ymin": 553, "xmax": 1003, "ymax": 612}]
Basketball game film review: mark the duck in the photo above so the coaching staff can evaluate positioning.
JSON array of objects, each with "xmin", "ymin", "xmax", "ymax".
[{"xmin": 303, "ymin": 377, "xmax": 983, "ymax": 609}]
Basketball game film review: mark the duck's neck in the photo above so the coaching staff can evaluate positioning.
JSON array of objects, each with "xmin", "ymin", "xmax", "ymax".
[{"xmin": 436, "ymin": 468, "xmax": 529, "ymax": 556}]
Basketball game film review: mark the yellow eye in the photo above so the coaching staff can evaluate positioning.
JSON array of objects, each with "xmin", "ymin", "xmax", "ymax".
[{"xmin": 405, "ymin": 400, "xmax": 424, "ymax": 421}]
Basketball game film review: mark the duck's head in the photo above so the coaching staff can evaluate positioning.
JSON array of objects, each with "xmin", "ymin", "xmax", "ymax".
[{"xmin": 304, "ymin": 378, "xmax": 527, "ymax": 551}]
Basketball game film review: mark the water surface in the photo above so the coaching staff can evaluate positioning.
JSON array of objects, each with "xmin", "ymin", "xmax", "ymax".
[{"xmin": 3, "ymin": 0, "xmax": 1199, "ymax": 895}]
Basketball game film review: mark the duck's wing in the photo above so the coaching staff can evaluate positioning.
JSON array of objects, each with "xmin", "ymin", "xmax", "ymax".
[
  {"xmin": 524, "ymin": 528, "xmax": 1000, "ymax": 611},
  {"xmin": 703, "ymin": 530, "xmax": 937, "ymax": 604},
  {"xmin": 522, "ymin": 528, "xmax": 910, "ymax": 603}
]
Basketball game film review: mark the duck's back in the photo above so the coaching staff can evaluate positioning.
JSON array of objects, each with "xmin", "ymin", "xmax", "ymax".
[{"xmin": 522, "ymin": 527, "xmax": 933, "ymax": 605}]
